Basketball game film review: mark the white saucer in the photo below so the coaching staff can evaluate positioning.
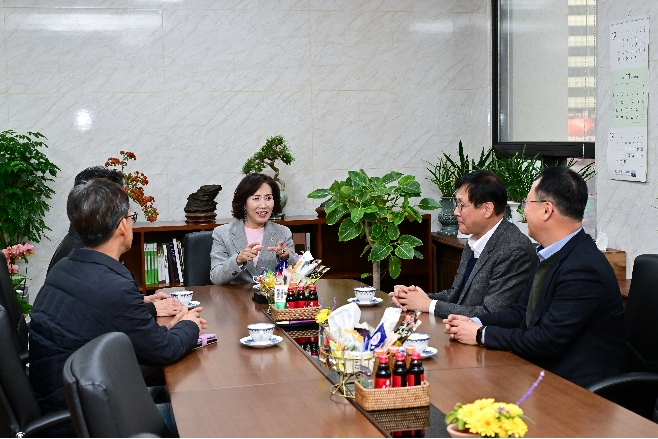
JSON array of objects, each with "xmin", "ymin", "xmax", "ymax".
[
  {"xmin": 239, "ymin": 335, "xmax": 283, "ymax": 348},
  {"xmin": 187, "ymin": 300, "xmax": 200, "ymax": 308},
  {"xmin": 400, "ymin": 346, "xmax": 438, "ymax": 359},
  {"xmin": 347, "ymin": 297, "xmax": 383, "ymax": 306}
]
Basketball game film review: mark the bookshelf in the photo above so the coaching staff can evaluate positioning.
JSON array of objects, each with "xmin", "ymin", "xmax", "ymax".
[{"xmin": 124, "ymin": 215, "xmax": 433, "ymax": 294}]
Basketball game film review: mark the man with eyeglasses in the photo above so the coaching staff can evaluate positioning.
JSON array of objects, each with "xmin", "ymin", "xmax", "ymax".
[
  {"xmin": 29, "ymin": 179, "xmax": 208, "ymax": 419},
  {"xmin": 390, "ymin": 170, "xmax": 536, "ymax": 318},
  {"xmin": 444, "ymin": 167, "xmax": 627, "ymax": 387},
  {"xmin": 47, "ymin": 166, "xmax": 186, "ymax": 319}
]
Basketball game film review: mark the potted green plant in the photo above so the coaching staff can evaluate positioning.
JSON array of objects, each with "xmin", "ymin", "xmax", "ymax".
[
  {"xmin": 426, "ymin": 141, "xmax": 492, "ymax": 235},
  {"xmin": 0, "ymin": 130, "xmax": 59, "ymax": 312},
  {"xmin": 490, "ymin": 148, "xmax": 543, "ymax": 222},
  {"xmin": 308, "ymin": 170, "xmax": 439, "ymax": 290},
  {"xmin": 242, "ymin": 135, "xmax": 295, "ymax": 219}
]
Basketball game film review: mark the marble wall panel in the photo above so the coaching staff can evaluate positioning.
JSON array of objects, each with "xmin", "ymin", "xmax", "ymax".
[
  {"xmin": 8, "ymin": 93, "xmax": 167, "ymax": 177},
  {"xmin": 311, "ymin": 11, "xmax": 483, "ymax": 91},
  {"xmin": 312, "ymin": 89, "xmax": 486, "ymax": 171},
  {"xmin": 5, "ymin": 0, "xmax": 309, "ymax": 9},
  {"xmin": 5, "ymin": 8, "xmax": 164, "ymax": 93},
  {"xmin": 165, "ymin": 90, "xmax": 312, "ymax": 176},
  {"xmin": 309, "ymin": 0, "xmax": 485, "ymax": 14},
  {"xmin": 163, "ymin": 9, "xmax": 311, "ymax": 92}
]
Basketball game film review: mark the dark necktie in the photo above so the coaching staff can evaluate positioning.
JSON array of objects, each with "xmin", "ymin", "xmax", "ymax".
[{"xmin": 525, "ymin": 253, "xmax": 558, "ymax": 327}]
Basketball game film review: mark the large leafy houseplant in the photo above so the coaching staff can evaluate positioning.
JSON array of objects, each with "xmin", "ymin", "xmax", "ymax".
[
  {"xmin": 0, "ymin": 130, "xmax": 59, "ymax": 250},
  {"xmin": 490, "ymin": 148, "xmax": 544, "ymax": 204},
  {"xmin": 308, "ymin": 170, "xmax": 439, "ymax": 290},
  {"xmin": 0, "ymin": 130, "xmax": 59, "ymax": 313}
]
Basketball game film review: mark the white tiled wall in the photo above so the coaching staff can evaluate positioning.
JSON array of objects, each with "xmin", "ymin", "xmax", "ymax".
[{"xmin": 1, "ymin": 1, "xmax": 491, "ymax": 297}]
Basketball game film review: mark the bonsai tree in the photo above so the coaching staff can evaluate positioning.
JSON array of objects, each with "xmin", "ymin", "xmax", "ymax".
[
  {"xmin": 105, "ymin": 151, "xmax": 159, "ymax": 222},
  {"xmin": 242, "ymin": 135, "xmax": 295, "ymax": 190},
  {"xmin": 0, "ymin": 130, "xmax": 59, "ymax": 250},
  {"xmin": 308, "ymin": 170, "xmax": 439, "ymax": 290}
]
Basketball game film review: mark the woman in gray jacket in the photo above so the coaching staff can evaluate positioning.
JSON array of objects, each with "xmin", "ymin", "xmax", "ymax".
[{"xmin": 210, "ymin": 173, "xmax": 299, "ymax": 284}]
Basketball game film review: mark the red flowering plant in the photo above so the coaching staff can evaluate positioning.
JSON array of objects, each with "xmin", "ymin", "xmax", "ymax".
[
  {"xmin": 2, "ymin": 243, "xmax": 34, "ymax": 313},
  {"xmin": 105, "ymin": 151, "xmax": 158, "ymax": 222}
]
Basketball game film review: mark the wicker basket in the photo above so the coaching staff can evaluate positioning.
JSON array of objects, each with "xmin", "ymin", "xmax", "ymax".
[
  {"xmin": 269, "ymin": 304, "xmax": 320, "ymax": 322},
  {"xmin": 355, "ymin": 381, "xmax": 430, "ymax": 411},
  {"xmin": 368, "ymin": 406, "xmax": 430, "ymax": 431}
]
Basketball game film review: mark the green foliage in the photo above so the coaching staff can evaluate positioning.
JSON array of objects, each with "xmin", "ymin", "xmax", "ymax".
[
  {"xmin": 0, "ymin": 130, "xmax": 59, "ymax": 249},
  {"xmin": 426, "ymin": 141, "xmax": 492, "ymax": 197},
  {"xmin": 490, "ymin": 147, "xmax": 544, "ymax": 203},
  {"xmin": 308, "ymin": 170, "xmax": 439, "ymax": 281},
  {"xmin": 241, "ymin": 135, "xmax": 295, "ymax": 189}
]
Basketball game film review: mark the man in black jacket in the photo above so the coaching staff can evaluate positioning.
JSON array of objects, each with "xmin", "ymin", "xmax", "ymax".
[
  {"xmin": 444, "ymin": 167, "xmax": 627, "ymax": 388},
  {"xmin": 30, "ymin": 179, "xmax": 207, "ymax": 415},
  {"xmin": 47, "ymin": 165, "xmax": 184, "ymax": 318}
]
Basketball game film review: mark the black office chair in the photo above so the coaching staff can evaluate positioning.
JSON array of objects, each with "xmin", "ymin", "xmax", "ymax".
[
  {"xmin": 587, "ymin": 372, "xmax": 658, "ymax": 420},
  {"xmin": 0, "ymin": 304, "xmax": 70, "ymax": 437},
  {"xmin": 0, "ymin": 264, "xmax": 29, "ymax": 358},
  {"xmin": 182, "ymin": 231, "xmax": 213, "ymax": 286},
  {"xmin": 62, "ymin": 332, "xmax": 171, "ymax": 438},
  {"xmin": 624, "ymin": 254, "xmax": 658, "ymax": 373}
]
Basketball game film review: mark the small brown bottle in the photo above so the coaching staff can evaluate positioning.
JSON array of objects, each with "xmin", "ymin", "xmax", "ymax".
[
  {"xmin": 296, "ymin": 285, "xmax": 307, "ymax": 308},
  {"xmin": 392, "ymin": 352, "xmax": 407, "ymax": 388},
  {"xmin": 374, "ymin": 356, "xmax": 391, "ymax": 389},
  {"xmin": 307, "ymin": 285, "xmax": 319, "ymax": 307},
  {"xmin": 285, "ymin": 286, "xmax": 296, "ymax": 309},
  {"xmin": 406, "ymin": 352, "xmax": 424, "ymax": 386}
]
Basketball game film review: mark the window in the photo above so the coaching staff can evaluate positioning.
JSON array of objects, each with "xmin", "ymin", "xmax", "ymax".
[{"xmin": 494, "ymin": 0, "xmax": 596, "ymax": 159}]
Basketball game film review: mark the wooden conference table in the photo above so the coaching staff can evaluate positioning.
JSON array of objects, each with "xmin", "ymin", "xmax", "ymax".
[{"xmin": 162, "ymin": 280, "xmax": 658, "ymax": 437}]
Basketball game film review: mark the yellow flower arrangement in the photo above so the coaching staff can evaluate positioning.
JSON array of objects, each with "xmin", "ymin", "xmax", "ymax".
[{"xmin": 445, "ymin": 371, "xmax": 544, "ymax": 438}]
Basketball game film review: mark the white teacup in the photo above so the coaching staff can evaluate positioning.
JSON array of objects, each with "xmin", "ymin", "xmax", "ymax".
[
  {"xmin": 404, "ymin": 333, "xmax": 430, "ymax": 353},
  {"xmin": 170, "ymin": 290, "xmax": 193, "ymax": 306},
  {"xmin": 247, "ymin": 322, "xmax": 275, "ymax": 342},
  {"xmin": 354, "ymin": 286, "xmax": 376, "ymax": 303}
]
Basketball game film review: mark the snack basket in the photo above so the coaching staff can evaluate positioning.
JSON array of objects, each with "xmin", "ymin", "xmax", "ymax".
[
  {"xmin": 318, "ymin": 324, "xmax": 374, "ymax": 398},
  {"xmin": 268, "ymin": 304, "xmax": 321, "ymax": 322},
  {"xmin": 355, "ymin": 380, "xmax": 430, "ymax": 410},
  {"xmin": 367, "ymin": 406, "xmax": 431, "ymax": 431}
]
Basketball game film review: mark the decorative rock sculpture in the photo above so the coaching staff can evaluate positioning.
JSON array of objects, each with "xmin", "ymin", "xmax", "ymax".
[{"xmin": 184, "ymin": 185, "xmax": 222, "ymax": 223}]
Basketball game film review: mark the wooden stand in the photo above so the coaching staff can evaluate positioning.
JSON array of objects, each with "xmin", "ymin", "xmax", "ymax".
[{"xmin": 124, "ymin": 215, "xmax": 433, "ymax": 294}]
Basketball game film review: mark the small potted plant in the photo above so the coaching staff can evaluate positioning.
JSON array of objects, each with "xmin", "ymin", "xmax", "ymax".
[
  {"xmin": 105, "ymin": 151, "xmax": 158, "ymax": 222},
  {"xmin": 444, "ymin": 370, "xmax": 543, "ymax": 438},
  {"xmin": 308, "ymin": 170, "xmax": 439, "ymax": 290},
  {"xmin": 242, "ymin": 135, "xmax": 295, "ymax": 219},
  {"xmin": 426, "ymin": 141, "xmax": 492, "ymax": 235}
]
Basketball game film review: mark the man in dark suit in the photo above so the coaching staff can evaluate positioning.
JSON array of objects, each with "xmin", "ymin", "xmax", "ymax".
[
  {"xmin": 47, "ymin": 165, "xmax": 184, "ymax": 318},
  {"xmin": 390, "ymin": 170, "xmax": 536, "ymax": 318},
  {"xmin": 444, "ymin": 167, "xmax": 627, "ymax": 387}
]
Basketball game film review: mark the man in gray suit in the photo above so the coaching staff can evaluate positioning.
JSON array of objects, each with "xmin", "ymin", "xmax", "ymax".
[{"xmin": 391, "ymin": 170, "xmax": 536, "ymax": 318}]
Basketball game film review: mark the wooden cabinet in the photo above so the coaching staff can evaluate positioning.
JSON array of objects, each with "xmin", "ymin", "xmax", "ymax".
[{"xmin": 124, "ymin": 215, "xmax": 433, "ymax": 294}]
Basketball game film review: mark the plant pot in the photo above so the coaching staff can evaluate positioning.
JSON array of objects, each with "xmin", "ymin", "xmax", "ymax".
[
  {"xmin": 508, "ymin": 201, "xmax": 523, "ymax": 223},
  {"xmin": 446, "ymin": 423, "xmax": 478, "ymax": 438},
  {"xmin": 438, "ymin": 197, "xmax": 459, "ymax": 235},
  {"xmin": 271, "ymin": 189, "xmax": 287, "ymax": 220}
]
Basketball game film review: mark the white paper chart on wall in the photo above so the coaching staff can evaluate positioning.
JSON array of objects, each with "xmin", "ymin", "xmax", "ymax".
[{"xmin": 607, "ymin": 15, "xmax": 649, "ymax": 182}]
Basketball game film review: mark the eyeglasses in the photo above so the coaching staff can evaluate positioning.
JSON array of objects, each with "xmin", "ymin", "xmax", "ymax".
[
  {"xmin": 117, "ymin": 212, "xmax": 138, "ymax": 228},
  {"xmin": 521, "ymin": 199, "xmax": 548, "ymax": 210},
  {"xmin": 455, "ymin": 201, "xmax": 474, "ymax": 212}
]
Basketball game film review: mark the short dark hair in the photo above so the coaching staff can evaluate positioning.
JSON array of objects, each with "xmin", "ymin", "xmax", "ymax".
[
  {"xmin": 231, "ymin": 173, "xmax": 281, "ymax": 219},
  {"xmin": 74, "ymin": 166, "xmax": 124, "ymax": 187},
  {"xmin": 456, "ymin": 170, "xmax": 507, "ymax": 215},
  {"xmin": 535, "ymin": 167, "xmax": 588, "ymax": 221},
  {"xmin": 67, "ymin": 179, "xmax": 130, "ymax": 248}
]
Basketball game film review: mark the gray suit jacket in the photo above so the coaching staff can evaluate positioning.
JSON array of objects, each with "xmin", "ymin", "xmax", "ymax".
[
  {"xmin": 210, "ymin": 220, "xmax": 299, "ymax": 285},
  {"xmin": 429, "ymin": 220, "xmax": 537, "ymax": 318}
]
